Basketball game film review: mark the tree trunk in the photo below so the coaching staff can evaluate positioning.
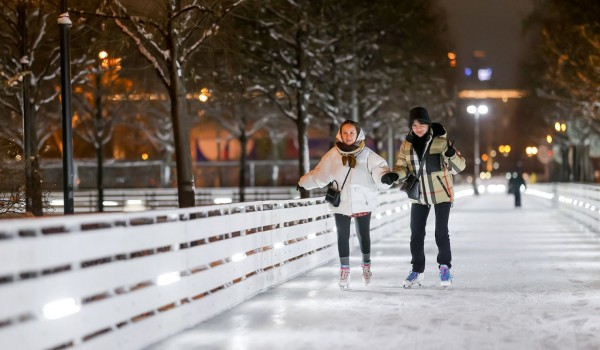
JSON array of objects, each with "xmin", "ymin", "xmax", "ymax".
[
  {"xmin": 95, "ymin": 70, "xmax": 104, "ymax": 212},
  {"xmin": 296, "ymin": 114, "xmax": 309, "ymax": 199},
  {"xmin": 296, "ymin": 18, "xmax": 310, "ymax": 199},
  {"xmin": 169, "ymin": 78, "xmax": 195, "ymax": 208},
  {"xmin": 239, "ymin": 132, "xmax": 247, "ymax": 202},
  {"xmin": 19, "ymin": 3, "xmax": 42, "ymax": 216},
  {"xmin": 236, "ymin": 105, "xmax": 247, "ymax": 202},
  {"xmin": 167, "ymin": 0, "xmax": 195, "ymax": 208}
]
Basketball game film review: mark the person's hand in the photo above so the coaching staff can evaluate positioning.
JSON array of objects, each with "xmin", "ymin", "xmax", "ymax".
[
  {"xmin": 444, "ymin": 139, "xmax": 456, "ymax": 157},
  {"xmin": 381, "ymin": 172, "xmax": 400, "ymax": 185},
  {"xmin": 296, "ymin": 184, "xmax": 306, "ymax": 192}
]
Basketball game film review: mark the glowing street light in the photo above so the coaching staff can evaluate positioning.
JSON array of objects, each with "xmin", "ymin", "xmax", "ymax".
[
  {"xmin": 467, "ymin": 105, "xmax": 488, "ymax": 195},
  {"xmin": 498, "ymin": 145, "xmax": 511, "ymax": 156},
  {"xmin": 526, "ymin": 146, "xmax": 538, "ymax": 157}
]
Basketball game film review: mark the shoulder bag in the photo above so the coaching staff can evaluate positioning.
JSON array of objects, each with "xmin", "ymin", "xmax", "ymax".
[
  {"xmin": 400, "ymin": 142, "xmax": 431, "ymax": 200},
  {"xmin": 325, "ymin": 167, "xmax": 351, "ymax": 207}
]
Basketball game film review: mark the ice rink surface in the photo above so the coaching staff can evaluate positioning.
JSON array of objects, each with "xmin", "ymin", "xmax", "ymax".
[{"xmin": 147, "ymin": 193, "xmax": 600, "ymax": 350}]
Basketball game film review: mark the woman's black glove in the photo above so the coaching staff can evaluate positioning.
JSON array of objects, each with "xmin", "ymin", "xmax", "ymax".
[
  {"xmin": 444, "ymin": 139, "xmax": 456, "ymax": 157},
  {"xmin": 381, "ymin": 172, "xmax": 400, "ymax": 185}
]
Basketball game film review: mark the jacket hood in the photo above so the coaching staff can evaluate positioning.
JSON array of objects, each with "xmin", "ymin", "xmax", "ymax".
[{"xmin": 335, "ymin": 126, "xmax": 366, "ymax": 145}]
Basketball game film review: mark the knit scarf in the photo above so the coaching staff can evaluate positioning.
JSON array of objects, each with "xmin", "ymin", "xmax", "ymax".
[{"xmin": 335, "ymin": 140, "xmax": 365, "ymax": 168}]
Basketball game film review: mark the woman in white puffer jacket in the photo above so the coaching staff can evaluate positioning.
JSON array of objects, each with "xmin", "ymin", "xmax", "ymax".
[{"xmin": 298, "ymin": 120, "xmax": 393, "ymax": 289}]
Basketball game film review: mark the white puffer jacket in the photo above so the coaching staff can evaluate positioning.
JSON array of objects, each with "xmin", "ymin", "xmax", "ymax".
[{"xmin": 299, "ymin": 130, "xmax": 392, "ymax": 216}]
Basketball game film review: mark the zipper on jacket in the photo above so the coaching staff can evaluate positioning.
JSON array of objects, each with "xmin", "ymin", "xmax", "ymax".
[{"xmin": 436, "ymin": 176, "xmax": 451, "ymax": 198}]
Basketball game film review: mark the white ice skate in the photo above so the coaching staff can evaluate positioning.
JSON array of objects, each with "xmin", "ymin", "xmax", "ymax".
[
  {"xmin": 338, "ymin": 268, "xmax": 350, "ymax": 289},
  {"xmin": 361, "ymin": 263, "xmax": 372, "ymax": 286}
]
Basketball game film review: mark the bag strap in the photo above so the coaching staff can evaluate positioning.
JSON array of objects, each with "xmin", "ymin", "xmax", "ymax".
[
  {"xmin": 340, "ymin": 167, "xmax": 352, "ymax": 189},
  {"xmin": 415, "ymin": 140, "xmax": 432, "ymax": 179}
]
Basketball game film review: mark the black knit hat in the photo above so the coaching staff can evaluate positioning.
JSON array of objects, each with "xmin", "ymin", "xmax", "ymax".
[{"xmin": 408, "ymin": 107, "xmax": 432, "ymax": 127}]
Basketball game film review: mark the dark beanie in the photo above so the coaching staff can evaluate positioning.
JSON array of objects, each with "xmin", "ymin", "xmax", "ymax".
[{"xmin": 408, "ymin": 107, "xmax": 432, "ymax": 127}]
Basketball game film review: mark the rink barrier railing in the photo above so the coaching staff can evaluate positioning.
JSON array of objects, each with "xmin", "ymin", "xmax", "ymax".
[
  {"xmin": 44, "ymin": 187, "xmax": 315, "ymax": 214},
  {"xmin": 0, "ymin": 189, "xmax": 416, "ymax": 350},
  {"xmin": 526, "ymin": 183, "xmax": 600, "ymax": 233}
]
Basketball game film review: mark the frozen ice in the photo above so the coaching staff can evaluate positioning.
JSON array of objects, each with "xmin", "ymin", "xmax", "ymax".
[{"xmin": 146, "ymin": 193, "xmax": 600, "ymax": 350}]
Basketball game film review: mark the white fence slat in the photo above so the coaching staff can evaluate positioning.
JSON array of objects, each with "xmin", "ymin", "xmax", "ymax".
[
  {"xmin": 272, "ymin": 218, "xmax": 334, "ymax": 242},
  {"xmin": 0, "ymin": 250, "xmax": 189, "ymax": 320},
  {"xmin": 0, "ymin": 222, "xmax": 189, "ymax": 276},
  {"xmin": 184, "ymin": 210, "xmax": 267, "ymax": 239}
]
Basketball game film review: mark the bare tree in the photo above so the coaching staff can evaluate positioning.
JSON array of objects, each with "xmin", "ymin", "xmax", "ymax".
[
  {"xmin": 0, "ymin": 0, "xmax": 87, "ymax": 215},
  {"xmin": 524, "ymin": 0, "xmax": 599, "ymax": 181},
  {"xmin": 130, "ymin": 98, "xmax": 175, "ymax": 187},
  {"xmin": 71, "ymin": 51, "xmax": 133, "ymax": 210},
  {"xmin": 89, "ymin": 0, "xmax": 248, "ymax": 207},
  {"xmin": 527, "ymin": 0, "xmax": 599, "ymax": 132},
  {"xmin": 242, "ymin": 0, "xmax": 332, "ymax": 197}
]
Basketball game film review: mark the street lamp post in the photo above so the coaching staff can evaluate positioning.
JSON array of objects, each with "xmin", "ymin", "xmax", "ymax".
[
  {"xmin": 467, "ymin": 104, "xmax": 488, "ymax": 195},
  {"xmin": 95, "ymin": 51, "xmax": 108, "ymax": 212},
  {"xmin": 58, "ymin": 0, "xmax": 74, "ymax": 214}
]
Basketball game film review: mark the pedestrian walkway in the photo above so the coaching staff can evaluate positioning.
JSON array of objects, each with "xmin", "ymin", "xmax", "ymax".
[{"xmin": 146, "ymin": 193, "xmax": 600, "ymax": 350}]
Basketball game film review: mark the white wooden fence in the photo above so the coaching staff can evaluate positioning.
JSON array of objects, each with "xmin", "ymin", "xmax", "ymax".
[
  {"xmin": 0, "ymin": 190, "xmax": 411, "ymax": 350},
  {"xmin": 528, "ymin": 183, "xmax": 600, "ymax": 233},
  {"xmin": 10, "ymin": 182, "xmax": 594, "ymax": 350}
]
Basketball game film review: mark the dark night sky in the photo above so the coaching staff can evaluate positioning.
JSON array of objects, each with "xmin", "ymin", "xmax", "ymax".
[
  {"xmin": 440, "ymin": 0, "xmax": 535, "ymax": 89},
  {"xmin": 438, "ymin": 1, "xmax": 541, "ymax": 174}
]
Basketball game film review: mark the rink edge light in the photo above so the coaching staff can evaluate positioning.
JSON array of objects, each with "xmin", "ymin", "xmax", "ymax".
[{"xmin": 43, "ymin": 298, "xmax": 81, "ymax": 320}]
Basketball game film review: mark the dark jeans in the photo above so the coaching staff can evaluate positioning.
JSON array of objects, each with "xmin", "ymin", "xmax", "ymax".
[
  {"xmin": 334, "ymin": 213, "xmax": 371, "ymax": 258},
  {"xmin": 514, "ymin": 191, "xmax": 522, "ymax": 207},
  {"xmin": 409, "ymin": 202, "xmax": 452, "ymax": 273}
]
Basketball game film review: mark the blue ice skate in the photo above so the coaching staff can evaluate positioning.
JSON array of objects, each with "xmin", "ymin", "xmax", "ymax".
[
  {"xmin": 403, "ymin": 271, "xmax": 423, "ymax": 288},
  {"xmin": 439, "ymin": 264, "xmax": 452, "ymax": 287}
]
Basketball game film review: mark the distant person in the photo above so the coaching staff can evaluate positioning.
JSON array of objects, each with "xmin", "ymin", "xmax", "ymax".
[
  {"xmin": 297, "ymin": 120, "xmax": 392, "ymax": 289},
  {"xmin": 508, "ymin": 171, "xmax": 527, "ymax": 207},
  {"xmin": 381, "ymin": 107, "xmax": 466, "ymax": 288}
]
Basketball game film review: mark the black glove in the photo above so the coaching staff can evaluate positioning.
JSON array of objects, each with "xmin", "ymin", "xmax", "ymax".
[
  {"xmin": 381, "ymin": 172, "xmax": 400, "ymax": 185},
  {"xmin": 296, "ymin": 184, "xmax": 306, "ymax": 192},
  {"xmin": 444, "ymin": 139, "xmax": 456, "ymax": 157}
]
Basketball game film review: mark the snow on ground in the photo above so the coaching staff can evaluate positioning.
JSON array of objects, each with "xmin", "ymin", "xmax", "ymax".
[{"xmin": 146, "ymin": 193, "xmax": 600, "ymax": 350}]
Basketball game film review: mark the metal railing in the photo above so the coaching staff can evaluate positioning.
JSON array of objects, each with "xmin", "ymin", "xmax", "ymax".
[{"xmin": 45, "ymin": 187, "xmax": 321, "ymax": 214}]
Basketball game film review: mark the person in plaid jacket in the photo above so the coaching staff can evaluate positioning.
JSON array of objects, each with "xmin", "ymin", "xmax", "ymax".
[{"xmin": 381, "ymin": 106, "xmax": 466, "ymax": 288}]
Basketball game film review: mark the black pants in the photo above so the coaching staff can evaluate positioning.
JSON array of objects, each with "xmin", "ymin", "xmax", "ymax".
[
  {"xmin": 513, "ymin": 191, "xmax": 522, "ymax": 207},
  {"xmin": 334, "ymin": 213, "xmax": 371, "ymax": 258},
  {"xmin": 409, "ymin": 202, "xmax": 452, "ymax": 273}
]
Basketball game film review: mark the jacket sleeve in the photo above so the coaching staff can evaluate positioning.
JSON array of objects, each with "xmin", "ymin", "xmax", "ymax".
[
  {"xmin": 367, "ymin": 150, "xmax": 393, "ymax": 190},
  {"xmin": 298, "ymin": 149, "xmax": 335, "ymax": 190},
  {"xmin": 443, "ymin": 141, "xmax": 466, "ymax": 174},
  {"xmin": 392, "ymin": 141, "xmax": 410, "ymax": 180}
]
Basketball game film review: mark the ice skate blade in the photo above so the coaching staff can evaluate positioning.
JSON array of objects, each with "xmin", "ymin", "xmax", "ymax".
[
  {"xmin": 403, "ymin": 282, "xmax": 421, "ymax": 289},
  {"xmin": 339, "ymin": 285, "xmax": 349, "ymax": 290}
]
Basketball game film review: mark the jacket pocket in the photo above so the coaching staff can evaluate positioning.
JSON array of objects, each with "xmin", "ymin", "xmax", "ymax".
[
  {"xmin": 436, "ymin": 175, "xmax": 451, "ymax": 198},
  {"xmin": 426, "ymin": 154, "xmax": 443, "ymax": 172}
]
